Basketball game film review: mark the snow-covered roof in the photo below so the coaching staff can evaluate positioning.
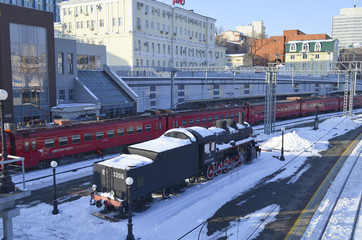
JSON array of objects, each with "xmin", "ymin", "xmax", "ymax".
[
  {"xmin": 130, "ymin": 135, "xmax": 192, "ymax": 153},
  {"xmin": 164, "ymin": 128, "xmax": 197, "ymax": 142},
  {"xmin": 187, "ymin": 126, "xmax": 214, "ymax": 137},
  {"xmin": 98, "ymin": 154, "xmax": 153, "ymax": 170}
]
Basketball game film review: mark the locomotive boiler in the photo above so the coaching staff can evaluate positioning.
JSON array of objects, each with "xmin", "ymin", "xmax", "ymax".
[{"xmin": 90, "ymin": 117, "xmax": 259, "ymax": 211}]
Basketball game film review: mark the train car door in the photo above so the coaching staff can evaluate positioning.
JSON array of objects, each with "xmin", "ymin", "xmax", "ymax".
[{"xmin": 22, "ymin": 137, "xmax": 38, "ymax": 168}]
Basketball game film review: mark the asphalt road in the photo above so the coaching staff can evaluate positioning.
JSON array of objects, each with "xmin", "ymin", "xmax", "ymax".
[{"xmin": 206, "ymin": 125, "xmax": 362, "ymax": 240}]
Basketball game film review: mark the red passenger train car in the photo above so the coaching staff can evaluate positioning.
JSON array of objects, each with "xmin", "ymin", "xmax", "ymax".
[{"xmin": 8, "ymin": 116, "xmax": 166, "ymax": 168}]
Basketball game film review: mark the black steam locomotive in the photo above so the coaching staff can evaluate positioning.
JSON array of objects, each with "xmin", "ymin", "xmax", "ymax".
[{"xmin": 90, "ymin": 118, "xmax": 259, "ymax": 211}]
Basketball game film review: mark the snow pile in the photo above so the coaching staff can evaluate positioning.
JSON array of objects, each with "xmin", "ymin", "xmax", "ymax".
[{"xmin": 262, "ymin": 130, "xmax": 315, "ymax": 153}]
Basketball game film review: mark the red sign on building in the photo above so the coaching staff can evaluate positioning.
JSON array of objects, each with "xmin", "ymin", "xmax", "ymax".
[{"xmin": 173, "ymin": 0, "xmax": 185, "ymax": 5}]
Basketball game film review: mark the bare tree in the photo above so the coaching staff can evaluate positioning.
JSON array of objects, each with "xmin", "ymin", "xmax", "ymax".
[{"xmin": 248, "ymin": 38, "xmax": 271, "ymax": 66}]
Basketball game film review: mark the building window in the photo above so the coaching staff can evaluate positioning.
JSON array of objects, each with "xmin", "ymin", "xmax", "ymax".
[
  {"xmin": 315, "ymin": 42, "xmax": 321, "ymax": 52},
  {"xmin": 118, "ymin": 18, "xmax": 123, "ymax": 25},
  {"xmin": 67, "ymin": 53, "xmax": 73, "ymax": 74},
  {"xmin": 302, "ymin": 53, "xmax": 308, "ymax": 60},
  {"xmin": 290, "ymin": 55, "xmax": 295, "ymax": 60},
  {"xmin": 302, "ymin": 43, "xmax": 309, "ymax": 52},
  {"xmin": 59, "ymin": 90, "xmax": 65, "ymax": 101},
  {"xmin": 68, "ymin": 89, "xmax": 73, "ymax": 100},
  {"xmin": 57, "ymin": 53, "xmax": 64, "ymax": 74},
  {"xmin": 290, "ymin": 43, "xmax": 296, "ymax": 52},
  {"xmin": 99, "ymin": 19, "xmax": 104, "ymax": 27},
  {"xmin": 315, "ymin": 54, "xmax": 320, "ymax": 60}
]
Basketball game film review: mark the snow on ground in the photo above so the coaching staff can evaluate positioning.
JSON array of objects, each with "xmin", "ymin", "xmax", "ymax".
[
  {"xmin": 2, "ymin": 116, "xmax": 362, "ymax": 239},
  {"xmin": 302, "ymin": 137, "xmax": 362, "ymax": 240}
]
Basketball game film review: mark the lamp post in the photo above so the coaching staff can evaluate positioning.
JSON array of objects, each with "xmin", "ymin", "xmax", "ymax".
[
  {"xmin": 313, "ymin": 105, "xmax": 319, "ymax": 130},
  {"xmin": 0, "ymin": 89, "xmax": 15, "ymax": 193},
  {"xmin": 125, "ymin": 177, "xmax": 135, "ymax": 240},
  {"xmin": 280, "ymin": 127, "xmax": 285, "ymax": 161},
  {"xmin": 51, "ymin": 160, "xmax": 59, "ymax": 215}
]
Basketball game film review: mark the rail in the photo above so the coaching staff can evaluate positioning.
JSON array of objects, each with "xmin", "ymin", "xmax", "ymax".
[{"xmin": 0, "ymin": 154, "xmax": 25, "ymax": 190}]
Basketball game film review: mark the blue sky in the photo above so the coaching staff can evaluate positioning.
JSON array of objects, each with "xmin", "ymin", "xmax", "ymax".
[{"xmin": 165, "ymin": 0, "xmax": 356, "ymax": 37}]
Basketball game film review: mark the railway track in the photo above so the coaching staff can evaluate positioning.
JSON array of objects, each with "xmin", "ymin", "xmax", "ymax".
[{"xmin": 318, "ymin": 151, "xmax": 362, "ymax": 240}]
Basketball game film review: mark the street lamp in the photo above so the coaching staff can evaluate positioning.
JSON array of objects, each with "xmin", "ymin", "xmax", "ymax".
[
  {"xmin": 313, "ymin": 105, "xmax": 319, "ymax": 130},
  {"xmin": 0, "ymin": 89, "xmax": 15, "ymax": 193},
  {"xmin": 51, "ymin": 160, "xmax": 59, "ymax": 215},
  {"xmin": 280, "ymin": 127, "xmax": 285, "ymax": 161},
  {"xmin": 125, "ymin": 177, "xmax": 135, "ymax": 240}
]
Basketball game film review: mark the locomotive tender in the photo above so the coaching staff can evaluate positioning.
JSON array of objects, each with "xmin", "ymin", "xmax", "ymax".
[{"xmin": 91, "ymin": 117, "xmax": 259, "ymax": 210}]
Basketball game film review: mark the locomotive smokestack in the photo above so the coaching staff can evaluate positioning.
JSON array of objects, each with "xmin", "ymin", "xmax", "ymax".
[{"xmin": 239, "ymin": 112, "xmax": 245, "ymax": 124}]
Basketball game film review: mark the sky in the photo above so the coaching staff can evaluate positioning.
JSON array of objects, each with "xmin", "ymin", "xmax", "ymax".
[
  {"xmin": 7, "ymin": 114, "xmax": 362, "ymax": 239},
  {"xmin": 163, "ymin": 0, "xmax": 357, "ymax": 37}
]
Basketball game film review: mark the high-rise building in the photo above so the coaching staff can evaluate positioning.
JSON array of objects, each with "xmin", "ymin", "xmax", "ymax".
[
  {"xmin": 332, "ymin": 6, "xmax": 362, "ymax": 48},
  {"xmin": 0, "ymin": 0, "xmax": 61, "ymax": 21},
  {"xmin": 57, "ymin": 0, "xmax": 225, "ymax": 68},
  {"xmin": 236, "ymin": 21, "xmax": 265, "ymax": 39}
]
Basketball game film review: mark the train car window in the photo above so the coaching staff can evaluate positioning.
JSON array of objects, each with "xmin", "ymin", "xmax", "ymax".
[
  {"xmin": 175, "ymin": 121, "xmax": 178, "ymax": 127},
  {"xmin": 127, "ymin": 127, "xmax": 134, "ymax": 135},
  {"xmin": 45, "ymin": 138, "xmax": 55, "ymax": 148},
  {"xmin": 172, "ymin": 121, "xmax": 175, "ymax": 128},
  {"xmin": 59, "ymin": 137, "xmax": 68, "ymax": 146},
  {"xmin": 208, "ymin": 116, "xmax": 213, "ymax": 122},
  {"xmin": 225, "ymin": 114, "xmax": 229, "ymax": 119},
  {"xmin": 117, "ymin": 128, "xmax": 125, "ymax": 136},
  {"xmin": 182, "ymin": 120, "xmax": 187, "ymax": 126},
  {"xmin": 24, "ymin": 142, "xmax": 29, "ymax": 152},
  {"xmin": 189, "ymin": 119, "xmax": 194, "ymax": 125},
  {"xmin": 277, "ymin": 108, "xmax": 280, "ymax": 111},
  {"xmin": 96, "ymin": 132, "xmax": 104, "ymax": 140},
  {"xmin": 136, "ymin": 126, "xmax": 143, "ymax": 133},
  {"xmin": 84, "ymin": 133, "xmax": 93, "ymax": 142},
  {"xmin": 145, "ymin": 125, "xmax": 151, "ymax": 132},
  {"xmin": 72, "ymin": 135, "xmax": 81, "ymax": 144},
  {"xmin": 107, "ymin": 130, "xmax": 115, "ymax": 138},
  {"xmin": 160, "ymin": 123, "xmax": 162, "ymax": 130},
  {"xmin": 211, "ymin": 142, "xmax": 216, "ymax": 151},
  {"xmin": 202, "ymin": 117, "xmax": 207, "ymax": 123},
  {"xmin": 236, "ymin": 113, "xmax": 239, "ymax": 118},
  {"xmin": 196, "ymin": 118, "xmax": 200, "ymax": 124},
  {"xmin": 289, "ymin": 106, "xmax": 291, "ymax": 110},
  {"xmin": 32, "ymin": 140, "xmax": 36, "ymax": 151},
  {"xmin": 204, "ymin": 143, "xmax": 210, "ymax": 154},
  {"xmin": 156, "ymin": 124, "xmax": 158, "ymax": 130},
  {"xmin": 214, "ymin": 116, "xmax": 218, "ymax": 121},
  {"xmin": 230, "ymin": 114, "xmax": 234, "ymax": 118},
  {"xmin": 137, "ymin": 176, "xmax": 144, "ymax": 188},
  {"xmin": 257, "ymin": 111, "xmax": 261, "ymax": 115}
]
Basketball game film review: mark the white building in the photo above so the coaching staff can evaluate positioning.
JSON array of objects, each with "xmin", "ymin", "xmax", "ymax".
[
  {"xmin": 57, "ymin": 0, "xmax": 225, "ymax": 69},
  {"xmin": 332, "ymin": 7, "xmax": 362, "ymax": 49},
  {"xmin": 236, "ymin": 21, "xmax": 265, "ymax": 39}
]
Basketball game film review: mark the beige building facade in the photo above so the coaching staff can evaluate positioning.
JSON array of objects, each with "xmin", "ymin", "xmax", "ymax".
[
  {"xmin": 236, "ymin": 21, "xmax": 265, "ymax": 39},
  {"xmin": 57, "ymin": 0, "xmax": 225, "ymax": 68}
]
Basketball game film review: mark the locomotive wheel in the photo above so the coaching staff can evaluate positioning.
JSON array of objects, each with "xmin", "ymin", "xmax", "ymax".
[
  {"xmin": 215, "ymin": 162, "xmax": 223, "ymax": 175},
  {"xmin": 223, "ymin": 158, "xmax": 230, "ymax": 173},
  {"xmin": 162, "ymin": 187, "xmax": 171, "ymax": 199},
  {"xmin": 206, "ymin": 164, "xmax": 215, "ymax": 180}
]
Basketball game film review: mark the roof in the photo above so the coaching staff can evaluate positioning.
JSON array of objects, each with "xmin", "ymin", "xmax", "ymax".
[{"xmin": 77, "ymin": 70, "xmax": 135, "ymax": 105}]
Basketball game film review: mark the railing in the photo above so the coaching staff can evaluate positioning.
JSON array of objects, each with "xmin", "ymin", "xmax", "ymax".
[{"xmin": 0, "ymin": 155, "xmax": 25, "ymax": 190}]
